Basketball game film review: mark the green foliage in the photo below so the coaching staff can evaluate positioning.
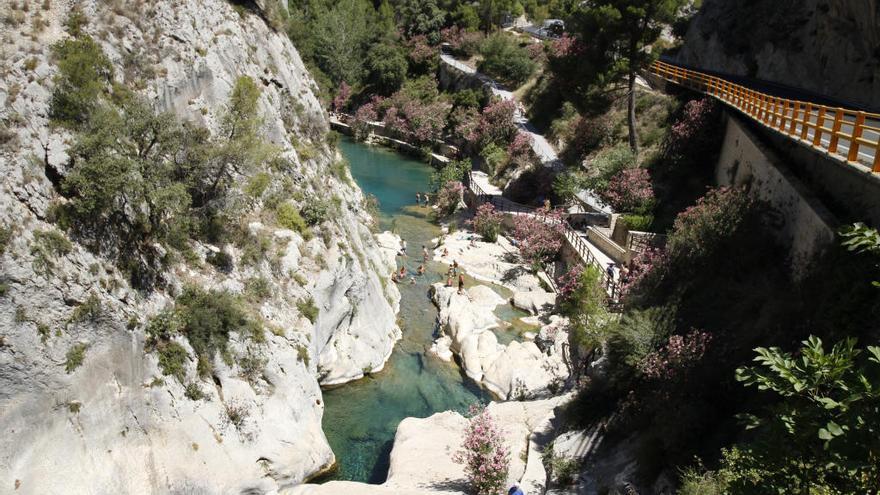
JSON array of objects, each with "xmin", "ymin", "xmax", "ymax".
[
  {"xmin": 146, "ymin": 286, "xmax": 259, "ymax": 381},
  {"xmin": 723, "ymin": 337, "xmax": 880, "ymax": 494},
  {"xmin": 301, "ymin": 199, "xmax": 330, "ymax": 226},
  {"xmin": 296, "ymin": 343, "xmax": 311, "ymax": 366},
  {"xmin": 288, "ymin": 0, "xmax": 375, "ymax": 89},
  {"xmin": 275, "ymin": 203, "xmax": 310, "ymax": 236},
  {"xmin": 480, "ymin": 143, "xmax": 507, "ymax": 177},
  {"xmin": 841, "ymin": 222, "xmax": 880, "ymax": 287},
  {"xmin": 206, "ymin": 250, "xmax": 234, "ymax": 273},
  {"xmin": 49, "ymin": 35, "xmax": 113, "ymax": 126},
  {"xmin": 244, "ymin": 277, "xmax": 272, "ymax": 302},
  {"xmin": 184, "ymin": 382, "xmax": 206, "ymax": 401},
  {"xmin": 297, "ymin": 296, "xmax": 319, "ymax": 323},
  {"xmin": 30, "ymin": 229, "xmax": 73, "ymax": 275},
  {"xmin": 65, "ymin": 343, "xmax": 88, "ymax": 373},
  {"xmin": 583, "ymin": 144, "xmax": 635, "ymax": 192},
  {"xmin": 398, "ymin": 0, "xmax": 445, "ymax": 41},
  {"xmin": 245, "ymin": 172, "xmax": 271, "ymax": 198},
  {"xmin": 238, "ymin": 348, "xmax": 267, "ymax": 384},
  {"xmin": 366, "ymin": 42, "xmax": 408, "ymax": 95},
  {"xmin": 477, "ymin": 33, "xmax": 536, "ymax": 88},
  {"xmin": 431, "ymin": 159, "xmax": 471, "ymax": 191},
  {"xmin": 620, "ymin": 213, "xmax": 653, "ymax": 232},
  {"xmin": 68, "ymin": 293, "xmax": 102, "ymax": 324},
  {"xmin": 330, "ymin": 159, "xmax": 351, "ymax": 184},
  {"xmin": 156, "ymin": 341, "xmax": 189, "ymax": 382},
  {"xmin": 0, "ymin": 224, "xmax": 12, "ymax": 256}
]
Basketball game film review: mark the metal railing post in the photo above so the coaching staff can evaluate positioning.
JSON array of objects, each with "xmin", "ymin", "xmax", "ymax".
[
  {"xmin": 828, "ymin": 108, "xmax": 844, "ymax": 154},
  {"xmin": 813, "ymin": 107, "xmax": 826, "ymax": 147},
  {"xmin": 847, "ymin": 112, "xmax": 865, "ymax": 163}
]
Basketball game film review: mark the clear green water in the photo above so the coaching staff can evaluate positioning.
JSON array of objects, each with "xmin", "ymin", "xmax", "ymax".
[{"xmin": 320, "ymin": 138, "xmax": 489, "ymax": 483}]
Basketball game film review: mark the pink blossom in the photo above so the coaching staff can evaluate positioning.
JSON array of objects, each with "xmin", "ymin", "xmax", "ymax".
[
  {"xmin": 511, "ymin": 207, "xmax": 565, "ymax": 268},
  {"xmin": 332, "ymin": 82, "xmax": 352, "ymax": 112},
  {"xmin": 600, "ymin": 168, "xmax": 654, "ymax": 213},
  {"xmin": 453, "ymin": 404, "xmax": 510, "ymax": 495}
]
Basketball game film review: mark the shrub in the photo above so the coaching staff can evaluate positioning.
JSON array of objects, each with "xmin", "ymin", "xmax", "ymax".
[
  {"xmin": 30, "ymin": 229, "xmax": 73, "ymax": 275},
  {"xmin": 49, "ymin": 35, "xmax": 113, "ymax": 125},
  {"xmin": 244, "ymin": 277, "xmax": 272, "ymax": 302},
  {"xmin": 666, "ymin": 187, "xmax": 754, "ymax": 267},
  {"xmin": 297, "ymin": 296, "xmax": 319, "ymax": 323},
  {"xmin": 435, "ymin": 181, "xmax": 464, "ymax": 217},
  {"xmin": 561, "ymin": 115, "xmax": 611, "ymax": 163},
  {"xmin": 478, "ymin": 33, "xmax": 536, "ymax": 87},
  {"xmin": 65, "ymin": 343, "xmax": 88, "ymax": 373},
  {"xmin": 238, "ymin": 349, "xmax": 267, "ymax": 385},
  {"xmin": 583, "ymin": 145, "xmax": 635, "ymax": 192},
  {"xmin": 476, "ymin": 98, "xmax": 517, "ymax": 147},
  {"xmin": 69, "ymin": 292, "xmax": 102, "ymax": 324},
  {"xmin": 506, "ymin": 131, "xmax": 534, "ymax": 169},
  {"xmin": 619, "ymin": 214, "xmax": 653, "ymax": 232},
  {"xmin": 330, "ymin": 159, "xmax": 351, "ymax": 184},
  {"xmin": 511, "ymin": 207, "xmax": 564, "ymax": 269},
  {"xmin": 206, "ymin": 250, "xmax": 234, "ymax": 273},
  {"xmin": 184, "ymin": 382, "xmax": 206, "ymax": 401},
  {"xmin": 431, "ymin": 159, "xmax": 471, "ymax": 191},
  {"xmin": 245, "ymin": 172, "xmax": 271, "ymax": 198},
  {"xmin": 600, "ymin": 168, "xmax": 655, "ymax": 214},
  {"xmin": 224, "ymin": 401, "xmax": 249, "ymax": 431},
  {"xmin": 301, "ymin": 200, "xmax": 330, "ymax": 226},
  {"xmin": 470, "ymin": 203, "xmax": 503, "ymax": 243},
  {"xmin": 453, "ymin": 404, "xmax": 510, "ymax": 495},
  {"xmin": 480, "ymin": 142, "xmax": 508, "ymax": 177},
  {"xmin": 276, "ymin": 203, "xmax": 309, "ymax": 235},
  {"xmin": 156, "ymin": 341, "xmax": 189, "ymax": 382}
]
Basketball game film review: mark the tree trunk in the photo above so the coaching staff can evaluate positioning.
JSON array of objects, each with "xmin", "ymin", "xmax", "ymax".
[{"xmin": 627, "ymin": 69, "xmax": 639, "ymax": 156}]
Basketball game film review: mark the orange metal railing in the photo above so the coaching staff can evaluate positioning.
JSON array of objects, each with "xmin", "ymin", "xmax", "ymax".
[{"xmin": 650, "ymin": 60, "xmax": 880, "ymax": 173}]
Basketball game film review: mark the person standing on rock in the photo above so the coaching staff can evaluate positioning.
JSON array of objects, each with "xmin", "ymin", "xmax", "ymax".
[
  {"xmin": 416, "ymin": 192, "xmax": 421, "ymax": 205},
  {"xmin": 446, "ymin": 274, "xmax": 453, "ymax": 287},
  {"xmin": 422, "ymin": 245, "xmax": 429, "ymax": 262},
  {"xmin": 457, "ymin": 274, "xmax": 465, "ymax": 295},
  {"xmin": 401, "ymin": 240, "xmax": 407, "ymax": 256}
]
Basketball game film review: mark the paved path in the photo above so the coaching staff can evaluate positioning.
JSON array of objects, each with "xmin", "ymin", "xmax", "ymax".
[{"xmin": 440, "ymin": 53, "xmax": 612, "ymax": 213}]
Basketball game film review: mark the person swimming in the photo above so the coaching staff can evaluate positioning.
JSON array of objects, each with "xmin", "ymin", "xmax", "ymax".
[{"xmin": 417, "ymin": 264, "xmax": 425, "ymax": 275}]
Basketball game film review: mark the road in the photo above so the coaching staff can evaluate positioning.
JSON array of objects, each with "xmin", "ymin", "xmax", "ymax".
[{"xmin": 659, "ymin": 57, "xmax": 879, "ymax": 169}]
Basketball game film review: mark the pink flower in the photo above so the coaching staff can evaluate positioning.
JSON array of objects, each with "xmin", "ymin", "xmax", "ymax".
[
  {"xmin": 511, "ymin": 207, "xmax": 565, "ymax": 268},
  {"xmin": 453, "ymin": 405, "xmax": 510, "ymax": 495},
  {"xmin": 600, "ymin": 168, "xmax": 654, "ymax": 213}
]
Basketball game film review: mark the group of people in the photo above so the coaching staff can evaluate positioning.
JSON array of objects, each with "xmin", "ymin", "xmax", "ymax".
[{"xmin": 391, "ymin": 239, "xmax": 465, "ymax": 294}]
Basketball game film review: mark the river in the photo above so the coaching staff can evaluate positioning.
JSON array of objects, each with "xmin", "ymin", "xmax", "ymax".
[{"xmin": 319, "ymin": 138, "xmax": 489, "ymax": 483}]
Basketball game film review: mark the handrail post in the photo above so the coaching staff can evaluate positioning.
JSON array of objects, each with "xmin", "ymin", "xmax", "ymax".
[
  {"xmin": 828, "ymin": 108, "xmax": 844, "ymax": 154},
  {"xmin": 789, "ymin": 102, "xmax": 800, "ymax": 134},
  {"xmin": 813, "ymin": 107, "xmax": 826, "ymax": 147},
  {"xmin": 847, "ymin": 111, "xmax": 865, "ymax": 163},
  {"xmin": 779, "ymin": 100, "xmax": 789, "ymax": 130},
  {"xmin": 873, "ymin": 133, "xmax": 880, "ymax": 172},
  {"xmin": 801, "ymin": 104, "xmax": 812, "ymax": 140}
]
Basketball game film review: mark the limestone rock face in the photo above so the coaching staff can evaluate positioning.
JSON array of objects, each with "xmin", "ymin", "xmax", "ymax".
[
  {"xmin": 676, "ymin": 0, "xmax": 880, "ymax": 110},
  {"xmin": 431, "ymin": 284, "xmax": 570, "ymax": 400},
  {"xmin": 0, "ymin": 0, "xmax": 399, "ymax": 492},
  {"xmin": 288, "ymin": 396, "xmax": 570, "ymax": 495}
]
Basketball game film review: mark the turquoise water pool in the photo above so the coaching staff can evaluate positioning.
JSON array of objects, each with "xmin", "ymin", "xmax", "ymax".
[{"xmin": 320, "ymin": 138, "xmax": 489, "ymax": 483}]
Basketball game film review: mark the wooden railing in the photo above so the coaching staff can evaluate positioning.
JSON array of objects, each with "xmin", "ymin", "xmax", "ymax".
[
  {"xmin": 650, "ymin": 60, "xmax": 880, "ymax": 173},
  {"xmin": 464, "ymin": 173, "xmax": 622, "ymax": 307}
]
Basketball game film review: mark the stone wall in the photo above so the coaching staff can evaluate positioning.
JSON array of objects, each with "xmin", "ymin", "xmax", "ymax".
[
  {"xmin": 715, "ymin": 113, "xmax": 838, "ymax": 272},
  {"xmin": 676, "ymin": 0, "xmax": 880, "ymax": 110}
]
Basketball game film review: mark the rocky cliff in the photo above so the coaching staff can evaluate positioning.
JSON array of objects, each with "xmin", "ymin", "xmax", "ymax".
[
  {"xmin": 676, "ymin": 0, "xmax": 880, "ymax": 110},
  {"xmin": 0, "ymin": 0, "xmax": 400, "ymax": 493}
]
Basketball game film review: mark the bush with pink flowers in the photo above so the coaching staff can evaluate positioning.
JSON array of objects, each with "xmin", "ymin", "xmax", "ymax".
[
  {"xmin": 476, "ymin": 98, "xmax": 518, "ymax": 147},
  {"xmin": 453, "ymin": 404, "xmax": 510, "ymax": 495},
  {"xmin": 435, "ymin": 180, "xmax": 464, "ymax": 217},
  {"xmin": 507, "ymin": 131, "xmax": 534, "ymax": 169},
  {"xmin": 511, "ymin": 207, "xmax": 565, "ymax": 269},
  {"xmin": 600, "ymin": 168, "xmax": 655, "ymax": 214},
  {"xmin": 332, "ymin": 82, "xmax": 352, "ymax": 113},
  {"xmin": 666, "ymin": 186, "xmax": 754, "ymax": 265},
  {"xmin": 470, "ymin": 203, "xmax": 503, "ymax": 242}
]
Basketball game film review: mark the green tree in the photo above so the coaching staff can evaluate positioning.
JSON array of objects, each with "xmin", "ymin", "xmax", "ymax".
[
  {"xmin": 726, "ymin": 337, "xmax": 880, "ymax": 494},
  {"xmin": 366, "ymin": 42, "xmax": 408, "ymax": 95},
  {"xmin": 575, "ymin": 0, "xmax": 687, "ymax": 155},
  {"xmin": 398, "ymin": 0, "xmax": 446, "ymax": 42},
  {"xmin": 453, "ymin": 3, "xmax": 480, "ymax": 30},
  {"xmin": 841, "ymin": 222, "xmax": 880, "ymax": 287},
  {"xmin": 477, "ymin": 33, "xmax": 536, "ymax": 87},
  {"xmin": 63, "ymin": 99, "xmax": 190, "ymax": 247},
  {"xmin": 49, "ymin": 35, "xmax": 114, "ymax": 126},
  {"xmin": 209, "ymin": 76, "xmax": 272, "ymax": 196},
  {"xmin": 290, "ymin": 0, "xmax": 374, "ymax": 88}
]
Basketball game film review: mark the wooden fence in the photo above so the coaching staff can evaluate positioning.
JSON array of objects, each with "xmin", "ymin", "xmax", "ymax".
[{"xmin": 650, "ymin": 60, "xmax": 880, "ymax": 173}]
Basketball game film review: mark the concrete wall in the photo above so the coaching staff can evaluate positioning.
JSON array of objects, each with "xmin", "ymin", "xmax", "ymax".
[{"xmin": 715, "ymin": 113, "xmax": 838, "ymax": 272}]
